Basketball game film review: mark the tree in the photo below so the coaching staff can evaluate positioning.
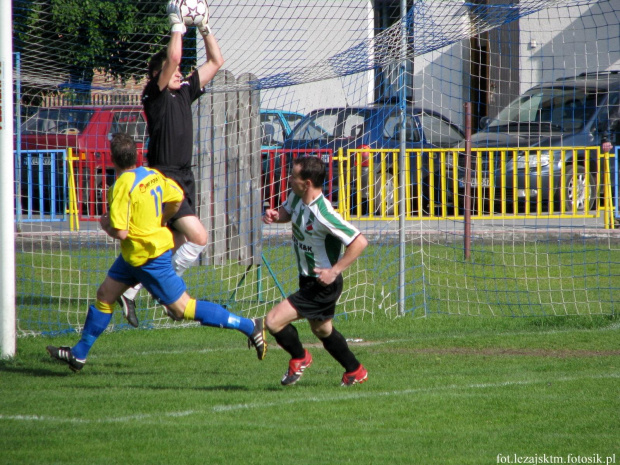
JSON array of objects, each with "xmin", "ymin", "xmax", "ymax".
[{"xmin": 13, "ymin": 0, "xmax": 197, "ymax": 102}]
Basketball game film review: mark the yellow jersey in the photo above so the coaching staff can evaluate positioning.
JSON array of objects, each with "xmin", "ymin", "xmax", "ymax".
[{"xmin": 107, "ymin": 166, "xmax": 184, "ymax": 267}]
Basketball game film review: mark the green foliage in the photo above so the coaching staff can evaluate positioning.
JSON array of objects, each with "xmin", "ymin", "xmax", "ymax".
[{"xmin": 13, "ymin": 0, "xmax": 169, "ymax": 85}]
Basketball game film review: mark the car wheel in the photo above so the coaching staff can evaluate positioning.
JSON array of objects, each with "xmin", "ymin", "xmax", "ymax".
[
  {"xmin": 562, "ymin": 165, "xmax": 597, "ymax": 213},
  {"xmin": 373, "ymin": 171, "xmax": 395, "ymax": 215}
]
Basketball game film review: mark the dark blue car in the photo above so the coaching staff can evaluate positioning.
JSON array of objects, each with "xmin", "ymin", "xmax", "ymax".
[{"xmin": 281, "ymin": 105, "xmax": 464, "ymax": 214}]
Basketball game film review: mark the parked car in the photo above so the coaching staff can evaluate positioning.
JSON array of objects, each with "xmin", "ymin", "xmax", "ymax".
[
  {"xmin": 281, "ymin": 105, "xmax": 465, "ymax": 214},
  {"xmin": 16, "ymin": 105, "xmax": 148, "ymax": 215},
  {"xmin": 447, "ymin": 70, "xmax": 620, "ymax": 214},
  {"xmin": 260, "ymin": 109, "xmax": 305, "ymax": 207}
]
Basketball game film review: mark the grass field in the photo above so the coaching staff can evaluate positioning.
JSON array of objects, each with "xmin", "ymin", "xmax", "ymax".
[
  {"xmin": 1, "ymin": 313, "xmax": 618, "ymax": 464},
  {"xmin": 15, "ymin": 241, "xmax": 620, "ymax": 335}
]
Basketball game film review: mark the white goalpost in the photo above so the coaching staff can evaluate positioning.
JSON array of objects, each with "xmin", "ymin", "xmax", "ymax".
[{"xmin": 1, "ymin": 0, "xmax": 16, "ymax": 358}]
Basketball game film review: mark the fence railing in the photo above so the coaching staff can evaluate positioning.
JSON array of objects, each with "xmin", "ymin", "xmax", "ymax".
[
  {"xmin": 261, "ymin": 148, "xmax": 336, "ymax": 209},
  {"xmin": 16, "ymin": 146, "xmax": 617, "ymax": 228},
  {"xmin": 14, "ymin": 147, "xmax": 147, "ymax": 225},
  {"xmin": 261, "ymin": 146, "xmax": 617, "ymax": 227},
  {"xmin": 41, "ymin": 93, "xmax": 142, "ymax": 108},
  {"xmin": 14, "ymin": 149, "xmax": 68, "ymax": 223},
  {"xmin": 614, "ymin": 146, "xmax": 619, "ymax": 222}
]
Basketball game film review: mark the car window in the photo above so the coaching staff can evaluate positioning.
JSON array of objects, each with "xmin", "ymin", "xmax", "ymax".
[
  {"xmin": 493, "ymin": 93, "xmax": 544, "ymax": 125},
  {"xmin": 292, "ymin": 112, "xmax": 339, "ymax": 140},
  {"xmin": 418, "ymin": 112, "xmax": 464, "ymax": 147},
  {"xmin": 609, "ymin": 92, "xmax": 620, "ymax": 119},
  {"xmin": 292, "ymin": 109, "xmax": 369, "ymax": 141},
  {"xmin": 342, "ymin": 113, "xmax": 366, "ymax": 138},
  {"xmin": 261, "ymin": 113, "xmax": 286, "ymax": 145},
  {"xmin": 111, "ymin": 112, "xmax": 148, "ymax": 143},
  {"xmin": 21, "ymin": 108, "xmax": 94, "ymax": 135},
  {"xmin": 284, "ymin": 113, "xmax": 304, "ymax": 131},
  {"xmin": 490, "ymin": 87, "xmax": 603, "ymax": 132},
  {"xmin": 383, "ymin": 114, "xmax": 421, "ymax": 142}
]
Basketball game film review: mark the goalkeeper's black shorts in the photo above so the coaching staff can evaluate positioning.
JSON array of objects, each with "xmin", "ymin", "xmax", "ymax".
[
  {"xmin": 287, "ymin": 274, "xmax": 344, "ymax": 321},
  {"xmin": 154, "ymin": 166, "xmax": 197, "ymax": 221}
]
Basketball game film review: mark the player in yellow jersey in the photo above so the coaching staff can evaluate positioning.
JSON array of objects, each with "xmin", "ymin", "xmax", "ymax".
[{"xmin": 46, "ymin": 133, "xmax": 266, "ymax": 372}]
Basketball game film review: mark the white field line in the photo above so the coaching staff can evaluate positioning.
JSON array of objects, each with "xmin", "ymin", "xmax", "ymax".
[{"xmin": 1, "ymin": 373, "xmax": 618, "ymax": 425}]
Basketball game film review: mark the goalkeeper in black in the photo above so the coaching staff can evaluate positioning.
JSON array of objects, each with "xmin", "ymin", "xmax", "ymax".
[
  {"xmin": 117, "ymin": 0, "xmax": 224, "ymax": 325},
  {"xmin": 262, "ymin": 156, "xmax": 369, "ymax": 386}
]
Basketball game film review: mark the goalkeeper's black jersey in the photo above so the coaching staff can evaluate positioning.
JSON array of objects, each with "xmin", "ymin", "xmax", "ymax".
[{"xmin": 142, "ymin": 72, "xmax": 205, "ymax": 171}]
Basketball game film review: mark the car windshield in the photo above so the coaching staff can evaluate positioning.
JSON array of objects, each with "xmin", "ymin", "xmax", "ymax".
[
  {"xmin": 21, "ymin": 108, "xmax": 95, "ymax": 135},
  {"xmin": 291, "ymin": 109, "xmax": 368, "ymax": 141},
  {"xmin": 418, "ymin": 112, "xmax": 463, "ymax": 147},
  {"xmin": 488, "ymin": 87, "xmax": 603, "ymax": 132}
]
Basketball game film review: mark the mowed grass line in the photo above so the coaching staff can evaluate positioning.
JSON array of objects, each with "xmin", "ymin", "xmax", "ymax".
[{"xmin": 0, "ymin": 315, "xmax": 618, "ymax": 465}]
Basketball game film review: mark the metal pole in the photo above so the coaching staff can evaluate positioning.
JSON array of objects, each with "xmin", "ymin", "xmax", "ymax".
[
  {"xmin": 397, "ymin": 0, "xmax": 407, "ymax": 316},
  {"xmin": 463, "ymin": 102, "xmax": 472, "ymax": 260},
  {"xmin": 15, "ymin": 52, "xmax": 21, "ymax": 226},
  {"xmin": 0, "ymin": 0, "xmax": 16, "ymax": 359}
]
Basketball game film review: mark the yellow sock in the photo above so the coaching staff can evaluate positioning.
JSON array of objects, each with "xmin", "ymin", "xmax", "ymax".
[
  {"xmin": 95, "ymin": 300, "xmax": 114, "ymax": 314},
  {"xmin": 184, "ymin": 298, "xmax": 196, "ymax": 320}
]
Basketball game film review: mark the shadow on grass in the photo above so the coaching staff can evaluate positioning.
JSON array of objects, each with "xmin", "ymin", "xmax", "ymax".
[{"xmin": 0, "ymin": 363, "xmax": 71, "ymax": 377}]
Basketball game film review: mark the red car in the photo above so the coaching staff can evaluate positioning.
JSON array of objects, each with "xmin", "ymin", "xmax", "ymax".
[{"xmin": 17, "ymin": 106, "xmax": 148, "ymax": 217}]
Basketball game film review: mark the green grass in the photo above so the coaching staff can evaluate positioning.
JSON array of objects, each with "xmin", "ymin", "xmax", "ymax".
[
  {"xmin": 1, "ymin": 314, "xmax": 618, "ymax": 464},
  {"xmin": 15, "ymin": 241, "xmax": 620, "ymax": 333}
]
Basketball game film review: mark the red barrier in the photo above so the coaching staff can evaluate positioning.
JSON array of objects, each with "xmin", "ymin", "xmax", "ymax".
[
  {"xmin": 73, "ymin": 148, "xmax": 146, "ymax": 220},
  {"xmin": 261, "ymin": 148, "xmax": 335, "ymax": 209}
]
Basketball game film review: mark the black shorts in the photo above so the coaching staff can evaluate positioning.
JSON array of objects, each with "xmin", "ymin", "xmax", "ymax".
[
  {"xmin": 287, "ymin": 274, "xmax": 344, "ymax": 321},
  {"xmin": 156, "ymin": 167, "xmax": 196, "ymax": 222}
]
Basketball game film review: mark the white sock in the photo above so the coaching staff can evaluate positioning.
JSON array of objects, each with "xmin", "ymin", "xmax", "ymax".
[
  {"xmin": 123, "ymin": 283, "xmax": 142, "ymax": 300},
  {"xmin": 172, "ymin": 241, "xmax": 206, "ymax": 277}
]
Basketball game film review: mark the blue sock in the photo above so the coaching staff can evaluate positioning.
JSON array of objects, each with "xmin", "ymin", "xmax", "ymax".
[
  {"xmin": 72, "ymin": 305, "xmax": 112, "ymax": 360},
  {"xmin": 194, "ymin": 300, "xmax": 254, "ymax": 336}
]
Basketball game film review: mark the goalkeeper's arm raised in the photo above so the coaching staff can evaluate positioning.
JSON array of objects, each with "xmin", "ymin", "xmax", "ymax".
[
  {"xmin": 196, "ymin": 13, "xmax": 224, "ymax": 88},
  {"xmin": 153, "ymin": 0, "xmax": 185, "ymax": 92}
]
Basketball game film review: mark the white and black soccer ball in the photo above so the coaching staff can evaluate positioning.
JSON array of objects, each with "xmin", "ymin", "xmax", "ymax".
[{"xmin": 180, "ymin": 0, "xmax": 208, "ymax": 27}]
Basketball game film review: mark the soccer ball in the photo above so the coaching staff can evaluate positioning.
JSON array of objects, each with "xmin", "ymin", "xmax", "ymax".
[{"xmin": 180, "ymin": 0, "xmax": 208, "ymax": 27}]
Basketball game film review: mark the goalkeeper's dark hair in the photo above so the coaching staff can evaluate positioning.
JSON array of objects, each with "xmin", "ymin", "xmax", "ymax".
[
  {"xmin": 148, "ymin": 50, "xmax": 168, "ymax": 80},
  {"xmin": 293, "ymin": 156, "xmax": 326, "ymax": 188},
  {"xmin": 111, "ymin": 133, "xmax": 137, "ymax": 169}
]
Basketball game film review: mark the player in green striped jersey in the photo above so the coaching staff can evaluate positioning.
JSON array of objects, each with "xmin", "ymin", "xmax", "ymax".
[{"xmin": 263, "ymin": 156, "xmax": 369, "ymax": 386}]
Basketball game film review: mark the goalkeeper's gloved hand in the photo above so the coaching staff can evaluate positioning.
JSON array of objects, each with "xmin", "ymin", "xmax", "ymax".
[
  {"xmin": 198, "ymin": 12, "xmax": 211, "ymax": 36},
  {"xmin": 167, "ymin": 0, "xmax": 186, "ymax": 35}
]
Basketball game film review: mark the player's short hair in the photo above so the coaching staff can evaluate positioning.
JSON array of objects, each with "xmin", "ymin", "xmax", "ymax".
[
  {"xmin": 148, "ymin": 50, "xmax": 167, "ymax": 80},
  {"xmin": 111, "ymin": 133, "xmax": 137, "ymax": 169},
  {"xmin": 293, "ymin": 156, "xmax": 325, "ymax": 188}
]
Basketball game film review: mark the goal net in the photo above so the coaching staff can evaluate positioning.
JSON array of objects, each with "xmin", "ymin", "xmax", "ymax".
[{"xmin": 11, "ymin": 0, "xmax": 620, "ymax": 335}]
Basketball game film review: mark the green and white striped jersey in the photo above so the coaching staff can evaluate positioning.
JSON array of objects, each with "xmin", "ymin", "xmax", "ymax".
[{"xmin": 283, "ymin": 192, "xmax": 361, "ymax": 277}]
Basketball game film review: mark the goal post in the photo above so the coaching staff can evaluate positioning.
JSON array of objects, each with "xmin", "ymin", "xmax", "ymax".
[{"xmin": 1, "ymin": 0, "xmax": 16, "ymax": 358}]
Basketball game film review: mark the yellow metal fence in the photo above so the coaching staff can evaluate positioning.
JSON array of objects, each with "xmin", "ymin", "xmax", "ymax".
[{"xmin": 336, "ymin": 146, "xmax": 616, "ymax": 228}]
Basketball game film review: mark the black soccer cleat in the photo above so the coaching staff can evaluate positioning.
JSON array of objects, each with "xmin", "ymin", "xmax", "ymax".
[
  {"xmin": 247, "ymin": 317, "xmax": 267, "ymax": 360},
  {"xmin": 46, "ymin": 345, "xmax": 85, "ymax": 372},
  {"xmin": 117, "ymin": 295, "xmax": 139, "ymax": 327}
]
